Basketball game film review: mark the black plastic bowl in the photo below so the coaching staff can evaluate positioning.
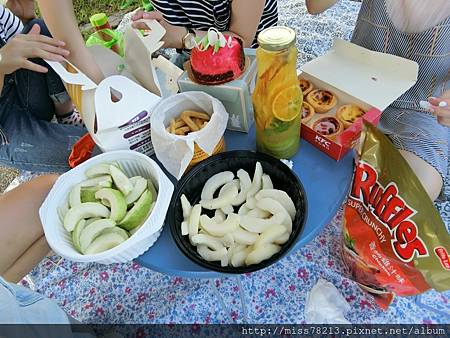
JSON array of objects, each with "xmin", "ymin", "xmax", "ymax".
[{"xmin": 168, "ymin": 150, "xmax": 308, "ymax": 274}]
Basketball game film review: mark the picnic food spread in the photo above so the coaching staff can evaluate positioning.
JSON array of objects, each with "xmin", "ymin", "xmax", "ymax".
[
  {"xmin": 253, "ymin": 26, "xmax": 302, "ymax": 159},
  {"xmin": 343, "ymin": 122, "xmax": 450, "ymax": 309},
  {"xmin": 59, "ymin": 162, "xmax": 157, "ymax": 255},
  {"xmin": 190, "ymin": 29, "xmax": 245, "ymax": 85},
  {"xmin": 41, "ymin": 18, "xmax": 447, "ymax": 313},
  {"xmin": 179, "ymin": 162, "xmax": 296, "ymax": 267}
]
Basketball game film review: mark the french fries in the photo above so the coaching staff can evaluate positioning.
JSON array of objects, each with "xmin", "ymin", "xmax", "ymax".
[{"xmin": 166, "ymin": 110, "xmax": 211, "ymax": 136}]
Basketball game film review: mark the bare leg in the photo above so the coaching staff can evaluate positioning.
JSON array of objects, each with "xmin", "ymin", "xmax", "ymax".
[
  {"xmin": 399, "ymin": 150, "xmax": 443, "ymax": 201},
  {"xmin": 3, "ymin": 237, "xmax": 50, "ymax": 283},
  {"xmin": 0, "ymin": 174, "xmax": 58, "ymax": 282}
]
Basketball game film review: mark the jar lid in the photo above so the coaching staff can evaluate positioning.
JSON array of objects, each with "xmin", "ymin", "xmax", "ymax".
[
  {"xmin": 257, "ymin": 26, "xmax": 296, "ymax": 51},
  {"xmin": 90, "ymin": 13, "xmax": 108, "ymax": 28}
]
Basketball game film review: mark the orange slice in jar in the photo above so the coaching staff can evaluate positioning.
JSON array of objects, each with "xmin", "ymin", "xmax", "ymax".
[{"xmin": 272, "ymin": 85, "xmax": 302, "ymax": 122}]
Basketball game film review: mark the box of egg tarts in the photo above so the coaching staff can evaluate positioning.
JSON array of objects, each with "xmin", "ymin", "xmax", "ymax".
[{"xmin": 298, "ymin": 39, "xmax": 418, "ymax": 160}]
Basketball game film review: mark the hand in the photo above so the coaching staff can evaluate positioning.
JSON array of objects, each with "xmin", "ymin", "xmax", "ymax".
[
  {"xmin": 6, "ymin": 0, "xmax": 36, "ymax": 22},
  {"xmin": 428, "ymin": 97, "xmax": 450, "ymax": 127},
  {"xmin": 131, "ymin": 10, "xmax": 187, "ymax": 49},
  {"xmin": 0, "ymin": 24, "xmax": 69, "ymax": 75}
]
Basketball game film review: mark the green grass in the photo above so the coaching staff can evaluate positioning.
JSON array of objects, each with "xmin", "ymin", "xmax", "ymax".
[
  {"xmin": 36, "ymin": 0, "xmax": 140, "ymax": 27},
  {"xmin": 72, "ymin": 0, "xmax": 140, "ymax": 26}
]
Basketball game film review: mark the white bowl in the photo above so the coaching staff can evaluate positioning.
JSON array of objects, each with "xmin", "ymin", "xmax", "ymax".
[{"xmin": 39, "ymin": 151, "xmax": 174, "ymax": 264}]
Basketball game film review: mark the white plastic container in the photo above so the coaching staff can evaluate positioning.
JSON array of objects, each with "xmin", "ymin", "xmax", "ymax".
[{"xmin": 39, "ymin": 151, "xmax": 174, "ymax": 264}]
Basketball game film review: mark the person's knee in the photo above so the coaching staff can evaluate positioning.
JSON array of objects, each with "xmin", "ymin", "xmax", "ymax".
[
  {"xmin": 22, "ymin": 19, "xmax": 52, "ymax": 37},
  {"xmin": 399, "ymin": 150, "xmax": 443, "ymax": 201}
]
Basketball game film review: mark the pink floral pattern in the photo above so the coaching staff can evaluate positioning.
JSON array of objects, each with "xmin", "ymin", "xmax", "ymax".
[{"xmin": 23, "ymin": 208, "xmax": 450, "ymax": 324}]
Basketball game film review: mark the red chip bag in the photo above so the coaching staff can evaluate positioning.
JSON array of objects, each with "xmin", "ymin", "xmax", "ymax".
[
  {"xmin": 68, "ymin": 133, "xmax": 96, "ymax": 168},
  {"xmin": 342, "ymin": 122, "xmax": 450, "ymax": 309}
]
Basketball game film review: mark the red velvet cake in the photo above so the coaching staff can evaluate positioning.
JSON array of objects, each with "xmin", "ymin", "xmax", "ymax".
[{"xmin": 190, "ymin": 29, "xmax": 245, "ymax": 85}]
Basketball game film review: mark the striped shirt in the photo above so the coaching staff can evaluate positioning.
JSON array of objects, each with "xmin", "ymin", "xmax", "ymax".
[
  {"xmin": 151, "ymin": 0, "xmax": 278, "ymax": 47},
  {"xmin": 0, "ymin": 5, "xmax": 23, "ymax": 43}
]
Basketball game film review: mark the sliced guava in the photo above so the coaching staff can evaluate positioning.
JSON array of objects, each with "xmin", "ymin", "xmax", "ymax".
[
  {"xmin": 147, "ymin": 179, "xmax": 158, "ymax": 201},
  {"xmin": 71, "ymin": 219, "xmax": 87, "ymax": 253},
  {"xmin": 79, "ymin": 219, "xmax": 116, "ymax": 253},
  {"xmin": 95, "ymin": 188, "xmax": 127, "ymax": 222},
  {"xmin": 85, "ymin": 163, "xmax": 114, "ymax": 178},
  {"xmin": 110, "ymin": 165, "xmax": 133, "ymax": 196},
  {"xmin": 63, "ymin": 202, "xmax": 111, "ymax": 232},
  {"xmin": 129, "ymin": 202, "xmax": 155, "ymax": 236},
  {"xmin": 84, "ymin": 229, "xmax": 128, "ymax": 255},
  {"xmin": 101, "ymin": 199, "xmax": 111, "ymax": 208},
  {"xmin": 80, "ymin": 175, "xmax": 113, "ymax": 188},
  {"xmin": 80, "ymin": 187, "xmax": 100, "ymax": 203},
  {"xmin": 103, "ymin": 226, "xmax": 129, "ymax": 240},
  {"xmin": 69, "ymin": 184, "xmax": 82, "ymax": 208},
  {"xmin": 126, "ymin": 176, "xmax": 148, "ymax": 205},
  {"xmin": 57, "ymin": 199, "xmax": 69, "ymax": 223},
  {"xmin": 119, "ymin": 190, "xmax": 152, "ymax": 230}
]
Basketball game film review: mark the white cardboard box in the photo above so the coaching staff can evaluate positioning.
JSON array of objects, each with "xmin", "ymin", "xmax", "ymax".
[{"xmin": 299, "ymin": 39, "xmax": 418, "ymax": 160}]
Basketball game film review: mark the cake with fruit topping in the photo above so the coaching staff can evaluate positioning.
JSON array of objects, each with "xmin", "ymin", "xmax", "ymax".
[{"xmin": 190, "ymin": 28, "xmax": 245, "ymax": 85}]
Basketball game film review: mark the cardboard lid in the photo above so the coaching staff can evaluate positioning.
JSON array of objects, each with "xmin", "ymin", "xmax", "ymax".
[
  {"xmin": 301, "ymin": 39, "xmax": 418, "ymax": 111},
  {"xmin": 123, "ymin": 20, "xmax": 166, "ymax": 97}
]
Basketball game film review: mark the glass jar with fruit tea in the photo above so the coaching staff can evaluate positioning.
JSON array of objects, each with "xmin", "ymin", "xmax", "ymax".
[{"xmin": 252, "ymin": 26, "xmax": 302, "ymax": 159}]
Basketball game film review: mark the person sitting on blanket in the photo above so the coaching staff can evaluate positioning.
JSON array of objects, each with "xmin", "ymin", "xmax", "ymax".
[
  {"xmin": 0, "ymin": 0, "xmax": 86, "ymax": 173},
  {"xmin": 306, "ymin": 0, "xmax": 450, "ymax": 202}
]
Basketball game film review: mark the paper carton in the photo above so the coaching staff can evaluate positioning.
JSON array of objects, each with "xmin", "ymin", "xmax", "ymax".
[
  {"xmin": 46, "ymin": 20, "xmax": 182, "ymax": 156},
  {"xmin": 299, "ymin": 39, "xmax": 418, "ymax": 160},
  {"xmin": 178, "ymin": 49, "xmax": 257, "ymax": 133}
]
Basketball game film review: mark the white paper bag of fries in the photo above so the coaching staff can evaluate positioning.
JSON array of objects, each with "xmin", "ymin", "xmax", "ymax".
[{"xmin": 150, "ymin": 92, "xmax": 229, "ymax": 179}]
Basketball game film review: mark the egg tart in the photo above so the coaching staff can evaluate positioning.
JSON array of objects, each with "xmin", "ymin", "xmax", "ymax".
[
  {"xmin": 312, "ymin": 116, "xmax": 344, "ymax": 140},
  {"xmin": 301, "ymin": 102, "xmax": 315, "ymax": 124},
  {"xmin": 336, "ymin": 104, "xmax": 366, "ymax": 129},
  {"xmin": 306, "ymin": 89, "xmax": 337, "ymax": 113},
  {"xmin": 298, "ymin": 77, "xmax": 314, "ymax": 96}
]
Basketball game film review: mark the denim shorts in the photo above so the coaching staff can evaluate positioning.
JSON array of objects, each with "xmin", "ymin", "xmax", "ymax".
[
  {"xmin": 0, "ymin": 277, "xmax": 69, "ymax": 325},
  {"xmin": 0, "ymin": 19, "xmax": 87, "ymax": 173}
]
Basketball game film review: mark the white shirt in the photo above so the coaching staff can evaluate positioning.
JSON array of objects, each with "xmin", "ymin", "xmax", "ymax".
[
  {"xmin": 0, "ymin": 4, "xmax": 23, "ymax": 42},
  {"xmin": 385, "ymin": 0, "xmax": 450, "ymax": 33}
]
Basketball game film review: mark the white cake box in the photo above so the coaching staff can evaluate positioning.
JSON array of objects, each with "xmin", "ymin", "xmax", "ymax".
[{"xmin": 39, "ymin": 151, "xmax": 174, "ymax": 264}]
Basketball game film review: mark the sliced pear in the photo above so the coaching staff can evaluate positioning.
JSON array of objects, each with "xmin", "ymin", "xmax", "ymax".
[
  {"xmin": 84, "ymin": 228, "xmax": 128, "ymax": 255},
  {"xmin": 119, "ymin": 190, "xmax": 152, "ymax": 230},
  {"xmin": 126, "ymin": 177, "xmax": 148, "ymax": 205},
  {"xmin": 85, "ymin": 163, "xmax": 116, "ymax": 178},
  {"xmin": 80, "ymin": 175, "xmax": 113, "ymax": 188},
  {"xmin": 69, "ymin": 184, "xmax": 82, "ymax": 208},
  {"xmin": 63, "ymin": 202, "xmax": 110, "ymax": 232},
  {"xmin": 80, "ymin": 187, "xmax": 100, "ymax": 203},
  {"xmin": 79, "ymin": 219, "xmax": 116, "ymax": 253},
  {"xmin": 72, "ymin": 219, "xmax": 87, "ymax": 253},
  {"xmin": 95, "ymin": 188, "xmax": 127, "ymax": 222},
  {"xmin": 110, "ymin": 165, "xmax": 133, "ymax": 196}
]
